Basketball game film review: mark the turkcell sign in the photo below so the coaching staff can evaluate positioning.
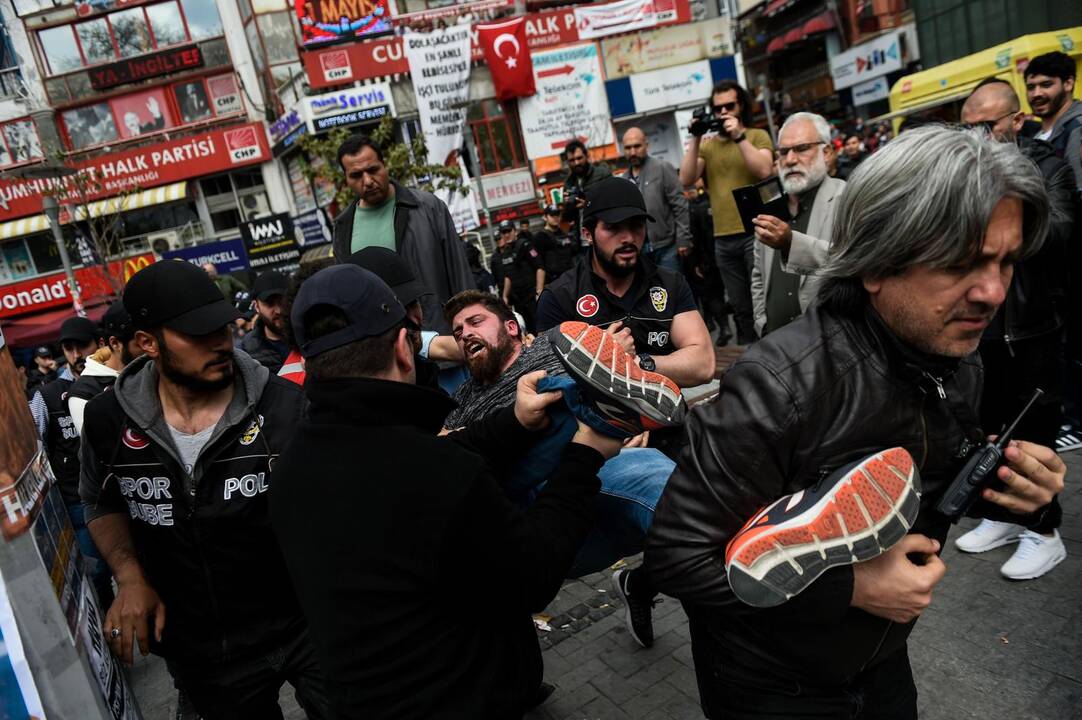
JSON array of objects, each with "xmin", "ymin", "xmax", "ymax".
[
  {"xmin": 302, "ymin": 82, "xmax": 397, "ymax": 134},
  {"xmin": 162, "ymin": 238, "xmax": 249, "ymax": 274}
]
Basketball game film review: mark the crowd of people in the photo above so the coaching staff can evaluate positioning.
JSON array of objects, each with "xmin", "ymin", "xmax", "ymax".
[{"xmin": 17, "ymin": 49, "xmax": 1081, "ymax": 720}]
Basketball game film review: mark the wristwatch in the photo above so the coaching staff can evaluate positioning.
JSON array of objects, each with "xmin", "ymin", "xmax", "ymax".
[
  {"xmin": 734, "ymin": 133, "xmax": 747, "ymax": 143},
  {"xmin": 638, "ymin": 354, "xmax": 656, "ymax": 372}
]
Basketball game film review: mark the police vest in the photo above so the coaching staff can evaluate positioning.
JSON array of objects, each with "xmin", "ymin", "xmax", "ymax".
[
  {"xmin": 544, "ymin": 257, "xmax": 687, "ymax": 355},
  {"xmin": 40, "ymin": 377, "xmax": 80, "ymax": 504},
  {"xmin": 82, "ymin": 376, "xmax": 306, "ymax": 664}
]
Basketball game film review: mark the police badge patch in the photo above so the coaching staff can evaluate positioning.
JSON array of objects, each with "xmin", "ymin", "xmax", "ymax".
[
  {"xmin": 649, "ymin": 286, "xmax": 668, "ymax": 312},
  {"xmin": 239, "ymin": 415, "xmax": 264, "ymax": 446}
]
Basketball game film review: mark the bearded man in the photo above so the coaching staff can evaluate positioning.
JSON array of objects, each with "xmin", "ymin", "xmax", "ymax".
[
  {"xmin": 749, "ymin": 112, "xmax": 846, "ymax": 337},
  {"xmin": 240, "ymin": 270, "xmax": 290, "ymax": 373}
]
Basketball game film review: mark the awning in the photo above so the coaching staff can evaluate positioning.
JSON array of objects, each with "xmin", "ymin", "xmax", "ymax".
[
  {"xmin": 0, "ymin": 301, "xmax": 109, "ymax": 348},
  {"xmin": 802, "ymin": 11, "xmax": 835, "ymax": 36},
  {"xmin": 75, "ymin": 181, "xmax": 188, "ymax": 221},
  {"xmin": 784, "ymin": 27, "xmax": 805, "ymax": 44},
  {"xmin": 0, "ymin": 214, "xmax": 49, "ymax": 241},
  {"xmin": 764, "ymin": 0, "xmax": 799, "ymax": 17},
  {"xmin": 766, "ymin": 36, "xmax": 787, "ymax": 54}
]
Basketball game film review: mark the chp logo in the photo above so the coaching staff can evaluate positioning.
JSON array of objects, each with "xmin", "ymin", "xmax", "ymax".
[
  {"xmin": 649, "ymin": 286, "xmax": 668, "ymax": 312},
  {"xmin": 122, "ymin": 427, "xmax": 151, "ymax": 450},
  {"xmin": 224, "ymin": 126, "xmax": 262, "ymax": 164},
  {"xmin": 576, "ymin": 294, "xmax": 599, "ymax": 318},
  {"xmin": 320, "ymin": 50, "xmax": 353, "ymax": 83}
]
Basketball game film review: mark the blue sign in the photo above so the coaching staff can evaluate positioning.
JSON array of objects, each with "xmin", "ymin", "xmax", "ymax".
[
  {"xmin": 294, "ymin": 209, "xmax": 331, "ymax": 247},
  {"xmin": 162, "ymin": 238, "xmax": 249, "ymax": 274}
]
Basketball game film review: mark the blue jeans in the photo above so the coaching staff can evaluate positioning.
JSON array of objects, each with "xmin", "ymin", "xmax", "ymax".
[
  {"xmin": 647, "ymin": 243, "xmax": 681, "ymax": 272},
  {"xmin": 67, "ymin": 503, "xmax": 114, "ymax": 607},
  {"xmin": 511, "ymin": 376, "xmax": 676, "ymax": 577}
]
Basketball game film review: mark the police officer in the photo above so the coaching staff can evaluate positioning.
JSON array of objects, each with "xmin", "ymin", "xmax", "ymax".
[
  {"xmin": 533, "ymin": 205, "xmax": 577, "ymax": 285},
  {"xmin": 536, "ymin": 176, "xmax": 715, "ymax": 390},
  {"xmin": 492, "ymin": 220, "xmax": 544, "ymax": 333},
  {"xmin": 79, "ymin": 260, "xmax": 330, "ymax": 717}
]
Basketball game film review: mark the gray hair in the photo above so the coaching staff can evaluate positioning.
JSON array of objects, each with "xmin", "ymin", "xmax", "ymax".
[
  {"xmin": 780, "ymin": 112, "xmax": 832, "ymax": 145},
  {"xmin": 818, "ymin": 125, "xmax": 1050, "ymax": 315}
]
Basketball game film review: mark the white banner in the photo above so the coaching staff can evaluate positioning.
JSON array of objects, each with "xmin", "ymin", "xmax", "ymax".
[
  {"xmin": 629, "ymin": 59, "xmax": 713, "ymax": 115},
  {"xmin": 518, "ymin": 43, "xmax": 615, "ymax": 160},
  {"xmin": 829, "ymin": 29, "xmax": 904, "ymax": 91},
  {"xmin": 403, "ymin": 25, "xmax": 473, "ymax": 167},
  {"xmin": 472, "ymin": 167, "xmax": 537, "ymax": 209},
  {"xmin": 574, "ymin": 0, "xmax": 675, "ymax": 40},
  {"xmin": 440, "ymin": 157, "xmax": 480, "ymax": 234},
  {"xmin": 852, "ymin": 76, "xmax": 890, "ymax": 106}
]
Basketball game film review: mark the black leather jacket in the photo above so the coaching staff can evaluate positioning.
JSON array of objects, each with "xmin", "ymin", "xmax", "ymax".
[
  {"xmin": 646, "ymin": 303, "xmax": 1000, "ymax": 686},
  {"xmin": 989, "ymin": 137, "xmax": 1077, "ymax": 345}
]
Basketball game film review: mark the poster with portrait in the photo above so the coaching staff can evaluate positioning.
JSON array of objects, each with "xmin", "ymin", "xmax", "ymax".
[
  {"xmin": 174, "ymin": 80, "xmax": 212, "ymax": 124},
  {"xmin": 2, "ymin": 122, "xmax": 42, "ymax": 165},
  {"xmin": 112, "ymin": 89, "xmax": 173, "ymax": 139},
  {"xmin": 207, "ymin": 74, "xmax": 243, "ymax": 116},
  {"xmin": 62, "ymin": 104, "xmax": 118, "ymax": 150}
]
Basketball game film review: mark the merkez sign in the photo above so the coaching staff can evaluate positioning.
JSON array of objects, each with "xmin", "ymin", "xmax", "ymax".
[
  {"xmin": 162, "ymin": 238, "xmax": 249, "ymax": 274},
  {"xmin": 240, "ymin": 213, "xmax": 300, "ymax": 269}
]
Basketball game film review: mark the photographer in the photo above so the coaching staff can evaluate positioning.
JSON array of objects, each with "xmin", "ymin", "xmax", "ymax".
[
  {"xmin": 561, "ymin": 140, "xmax": 612, "ymax": 249},
  {"xmin": 679, "ymin": 81, "xmax": 774, "ymax": 346}
]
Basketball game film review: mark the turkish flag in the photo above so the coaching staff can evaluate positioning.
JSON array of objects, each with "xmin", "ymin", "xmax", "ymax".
[{"xmin": 476, "ymin": 17, "xmax": 536, "ymax": 101}]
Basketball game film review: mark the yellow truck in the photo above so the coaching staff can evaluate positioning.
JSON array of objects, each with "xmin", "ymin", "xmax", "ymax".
[{"xmin": 879, "ymin": 27, "xmax": 1082, "ymax": 131}]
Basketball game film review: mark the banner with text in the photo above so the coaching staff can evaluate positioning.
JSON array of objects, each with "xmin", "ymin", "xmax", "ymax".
[
  {"xmin": 518, "ymin": 43, "xmax": 614, "ymax": 161},
  {"xmin": 162, "ymin": 238, "xmax": 249, "ymax": 274},
  {"xmin": 442, "ymin": 158, "xmax": 480, "ymax": 234},
  {"xmin": 403, "ymin": 25, "xmax": 473, "ymax": 167},
  {"xmin": 574, "ymin": 0, "xmax": 677, "ymax": 40},
  {"xmin": 602, "ymin": 16, "xmax": 731, "ymax": 78},
  {"xmin": 240, "ymin": 213, "xmax": 300, "ymax": 269}
]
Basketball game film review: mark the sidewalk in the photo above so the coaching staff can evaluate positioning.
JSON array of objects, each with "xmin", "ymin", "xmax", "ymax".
[{"xmin": 131, "ymin": 449, "xmax": 1082, "ymax": 719}]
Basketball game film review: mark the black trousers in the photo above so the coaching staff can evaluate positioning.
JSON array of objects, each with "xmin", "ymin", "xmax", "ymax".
[
  {"xmin": 979, "ymin": 334, "xmax": 1063, "ymax": 533},
  {"xmin": 714, "ymin": 233, "xmax": 757, "ymax": 345},
  {"xmin": 166, "ymin": 627, "xmax": 331, "ymax": 720},
  {"xmin": 510, "ymin": 289, "xmax": 538, "ymax": 334}
]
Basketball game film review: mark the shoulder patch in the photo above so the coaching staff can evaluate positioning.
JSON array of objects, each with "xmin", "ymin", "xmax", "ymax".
[
  {"xmin": 239, "ymin": 415, "xmax": 264, "ymax": 446},
  {"xmin": 576, "ymin": 294, "xmax": 599, "ymax": 318},
  {"xmin": 122, "ymin": 427, "xmax": 150, "ymax": 450}
]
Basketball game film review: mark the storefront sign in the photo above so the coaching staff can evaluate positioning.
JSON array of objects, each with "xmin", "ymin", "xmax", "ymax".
[
  {"xmin": 473, "ymin": 168, "xmax": 537, "ymax": 209},
  {"xmin": 627, "ymin": 59, "xmax": 712, "ymax": 116},
  {"xmin": 89, "ymin": 45, "xmax": 203, "ymax": 91},
  {"xmin": 240, "ymin": 213, "xmax": 300, "ymax": 269},
  {"xmin": 301, "ymin": 83, "xmax": 396, "ymax": 135},
  {"xmin": 851, "ymin": 76, "xmax": 891, "ymax": 106},
  {"xmin": 269, "ymin": 108, "xmax": 303, "ymax": 146},
  {"xmin": 208, "ymin": 75, "xmax": 243, "ymax": 115},
  {"xmin": 162, "ymin": 238, "xmax": 249, "ymax": 274},
  {"xmin": 0, "ymin": 253, "xmax": 154, "ymax": 319},
  {"xmin": 302, "ymin": 0, "xmax": 691, "ymax": 88},
  {"xmin": 297, "ymin": 0, "xmax": 393, "ymax": 48},
  {"xmin": 602, "ymin": 16, "xmax": 731, "ymax": 78},
  {"xmin": 830, "ymin": 29, "xmax": 903, "ymax": 91},
  {"xmin": 294, "ymin": 209, "xmax": 332, "ymax": 246},
  {"xmin": 518, "ymin": 43, "xmax": 614, "ymax": 161},
  {"xmin": 0, "ymin": 123, "xmax": 271, "ymax": 220},
  {"xmin": 403, "ymin": 25, "xmax": 472, "ymax": 167},
  {"xmin": 393, "ymin": 0, "xmax": 513, "ymax": 27},
  {"xmin": 574, "ymin": 0, "xmax": 677, "ymax": 40}
]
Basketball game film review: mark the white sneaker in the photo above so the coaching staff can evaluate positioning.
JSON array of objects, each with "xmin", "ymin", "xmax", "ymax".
[
  {"xmin": 1000, "ymin": 530, "xmax": 1067, "ymax": 580},
  {"xmin": 954, "ymin": 519, "xmax": 1023, "ymax": 553}
]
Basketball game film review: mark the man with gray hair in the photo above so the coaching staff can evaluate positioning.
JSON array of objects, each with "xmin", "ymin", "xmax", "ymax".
[
  {"xmin": 749, "ymin": 111, "xmax": 844, "ymax": 336},
  {"xmin": 647, "ymin": 126, "xmax": 1066, "ymax": 718}
]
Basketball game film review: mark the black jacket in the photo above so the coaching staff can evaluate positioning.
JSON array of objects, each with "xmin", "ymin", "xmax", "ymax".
[
  {"xmin": 79, "ymin": 352, "xmax": 308, "ymax": 665},
  {"xmin": 646, "ymin": 304, "xmax": 1045, "ymax": 687},
  {"xmin": 239, "ymin": 319, "xmax": 288, "ymax": 374},
  {"xmin": 332, "ymin": 181, "xmax": 475, "ymax": 334},
  {"xmin": 39, "ymin": 376, "xmax": 80, "ymax": 504},
  {"xmin": 270, "ymin": 378, "xmax": 603, "ymax": 719},
  {"xmin": 985, "ymin": 136, "xmax": 1077, "ymax": 345}
]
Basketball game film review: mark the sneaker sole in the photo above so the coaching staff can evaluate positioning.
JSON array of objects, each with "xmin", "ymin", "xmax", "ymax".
[
  {"xmin": 725, "ymin": 448, "xmax": 921, "ymax": 608},
  {"xmin": 1001, "ymin": 546, "xmax": 1067, "ymax": 580},
  {"xmin": 611, "ymin": 569, "xmax": 649, "ymax": 649},
  {"xmin": 549, "ymin": 321, "xmax": 686, "ymax": 430}
]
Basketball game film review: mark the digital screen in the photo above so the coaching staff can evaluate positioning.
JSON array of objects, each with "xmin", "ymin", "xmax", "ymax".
[
  {"xmin": 295, "ymin": 0, "xmax": 393, "ymax": 47},
  {"xmin": 758, "ymin": 179, "xmax": 784, "ymax": 204}
]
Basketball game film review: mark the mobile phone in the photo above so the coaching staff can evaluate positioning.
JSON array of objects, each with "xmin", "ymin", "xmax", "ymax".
[{"xmin": 732, "ymin": 177, "xmax": 790, "ymax": 235}]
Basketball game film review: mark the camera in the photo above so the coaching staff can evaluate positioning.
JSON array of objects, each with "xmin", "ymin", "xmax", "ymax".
[
  {"xmin": 563, "ymin": 186, "xmax": 584, "ymax": 206},
  {"xmin": 690, "ymin": 105, "xmax": 725, "ymax": 137}
]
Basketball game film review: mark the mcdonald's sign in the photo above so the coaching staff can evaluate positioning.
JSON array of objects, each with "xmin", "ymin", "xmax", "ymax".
[{"xmin": 0, "ymin": 253, "xmax": 155, "ymax": 319}]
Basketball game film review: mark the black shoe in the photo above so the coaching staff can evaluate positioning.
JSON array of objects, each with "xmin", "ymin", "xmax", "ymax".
[
  {"xmin": 526, "ymin": 682, "xmax": 556, "ymax": 709},
  {"xmin": 612, "ymin": 567, "xmax": 656, "ymax": 648}
]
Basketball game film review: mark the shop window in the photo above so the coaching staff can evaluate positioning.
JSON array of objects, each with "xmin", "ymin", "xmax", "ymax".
[
  {"xmin": 1, "ymin": 241, "xmax": 35, "ymax": 280},
  {"xmin": 39, "ymin": 26, "xmax": 82, "ymax": 74},
  {"xmin": 257, "ymin": 12, "xmax": 297, "ymax": 64},
  {"xmin": 245, "ymin": 21, "xmax": 265, "ymax": 72},
  {"xmin": 468, "ymin": 100, "xmax": 525, "ymax": 174},
  {"xmin": 0, "ymin": 119, "xmax": 43, "ymax": 167},
  {"xmin": 199, "ymin": 170, "xmax": 268, "ymax": 236},
  {"xmin": 76, "ymin": 19, "xmax": 114, "ymax": 65},
  {"xmin": 111, "ymin": 8, "xmax": 154, "ymax": 57},
  {"xmin": 61, "ymin": 103, "xmax": 118, "ymax": 150},
  {"xmin": 147, "ymin": 2, "xmax": 187, "ymax": 46},
  {"xmin": 25, "ymin": 232, "xmax": 65, "ymax": 275},
  {"xmin": 117, "ymin": 202, "xmax": 200, "ymax": 238},
  {"xmin": 181, "ymin": 0, "xmax": 224, "ymax": 40}
]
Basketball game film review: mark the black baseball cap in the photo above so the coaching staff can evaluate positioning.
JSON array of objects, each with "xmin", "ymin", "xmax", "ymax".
[
  {"xmin": 346, "ymin": 247, "xmax": 429, "ymax": 305},
  {"xmin": 498, "ymin": 220, "xmax": 515, "ymax": 233},
  {"xmin": 58, "ymin": 316, "xmax": 99, "ymax": 344},
  {"xmin": 124, "ymin": 260, "xmax": 241, "ymax": 335},
  {"xmin": 251, "ymin": 271, "xmax": 288, "ymax": 301},
  {"xmin": 34, "ymin": 346, "xmax": 52, "ymax": 358},
  {"xmin": 584, "ymin": 176, "xmax": 656, "ymax": 224},
  {"xmin": 100, "ymin": 301, "xmax": 133, "ymax": 340},
  {"xmin": 543, "ymin": 204, "xmax": 560, "ymax": 215},
  {"xmin": 291, "ymin": 265, "xmax": 406, "ymax": 359}
]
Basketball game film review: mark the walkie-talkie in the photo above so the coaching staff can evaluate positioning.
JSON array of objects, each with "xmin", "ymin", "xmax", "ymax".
[{"xmin": 936, "ymin": 388, "xmax": 1044, "ymax": 519}]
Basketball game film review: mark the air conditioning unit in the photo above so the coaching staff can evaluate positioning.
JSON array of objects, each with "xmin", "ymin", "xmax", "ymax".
[
  {"xmin": 240, "ymin": 194, "xmax": 272, "ymax": 221},
  {"xmin": 148, "ymin": 230, "xmax": 182, "ymax": 255}
]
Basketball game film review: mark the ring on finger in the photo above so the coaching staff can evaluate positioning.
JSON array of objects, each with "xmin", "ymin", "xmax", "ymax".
[{"xmin": 110, "ymin": 627, "xmax": 121, "ymax": 639}]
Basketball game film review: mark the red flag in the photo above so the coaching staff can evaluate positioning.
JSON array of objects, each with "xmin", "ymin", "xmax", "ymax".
[{"xmin": 476, "ymin": 17, "xmax": 535, "ymax": 101}]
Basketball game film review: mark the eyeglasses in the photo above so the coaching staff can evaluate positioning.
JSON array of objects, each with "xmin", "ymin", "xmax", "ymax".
[
  {"xmin": 712, "ymin": 101, "xmax": 738, "ymax": 113},
  {"xmin": 774, "ymin": 142, "xmax": 825, "ymax": 159},
  {"xmin": 960, "ymin": 110, "xmax": 1018, "ymax": 133}
]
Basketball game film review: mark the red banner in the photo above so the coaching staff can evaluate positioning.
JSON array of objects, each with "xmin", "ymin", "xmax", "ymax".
[
  {"xmin": 302, "ymin": 0, "xmax": 691, "ymax": 88},
  {"xmin": 0, "ymin": 123, "xmax": 270, "ymax": 221},
  {"xmin": 478, "ymin": 17, "xmax": 536, "ymax": 100},
  {"xmin": 0, "ymin": 253, "xmax": 154, "ymax": 319}
]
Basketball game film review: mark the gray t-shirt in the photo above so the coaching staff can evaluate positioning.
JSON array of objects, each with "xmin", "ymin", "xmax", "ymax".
[
  {"xmin": 444, "ymin": 335, "xmax": 566, "ymax": 429},
  {"xmin": 168, "ymin": 423, "xmax": 215, "ymax": 475}
]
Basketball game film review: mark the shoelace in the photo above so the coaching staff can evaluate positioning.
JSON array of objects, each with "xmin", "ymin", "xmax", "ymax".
[{"xmin": 1012, "ymin": 532, "xmax": 1046, "ymax": 560}]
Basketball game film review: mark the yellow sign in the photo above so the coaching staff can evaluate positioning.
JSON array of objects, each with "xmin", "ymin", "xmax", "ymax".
[{"xmin": 602, "ymin": 17, "xmax": 731, "ymax": 79}]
